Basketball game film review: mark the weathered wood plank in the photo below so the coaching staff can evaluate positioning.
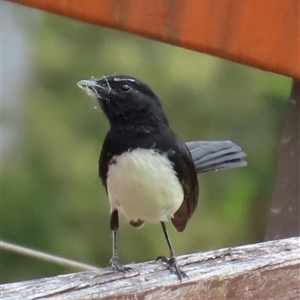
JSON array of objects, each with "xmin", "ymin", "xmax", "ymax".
[
  {"xmin": 265, "ymin": 80, "xmax": 300, "ymax": 241},
  {"xmin": 1, "ymin": 237, "xmax": 299, "ymax": 300}
]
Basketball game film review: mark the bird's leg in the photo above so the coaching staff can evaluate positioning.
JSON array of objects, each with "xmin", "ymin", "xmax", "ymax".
[
  {"xmin": 156, "ymin": 221, "xmax": 187, "ymax": 280},
  {"xmin": 109, "ymin": 210, "xmax": 132, "ymax": 272}
]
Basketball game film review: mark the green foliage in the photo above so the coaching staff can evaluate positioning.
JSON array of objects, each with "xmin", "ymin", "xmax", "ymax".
[{"xmin": 2, "ymin": 6, "xmax": 291, "ymax": 283}]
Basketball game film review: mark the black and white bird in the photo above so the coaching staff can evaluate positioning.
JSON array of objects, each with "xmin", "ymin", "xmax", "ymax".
[{"xmin": 77, "ymin": 74, "xmax": 247, "ymax": 280}]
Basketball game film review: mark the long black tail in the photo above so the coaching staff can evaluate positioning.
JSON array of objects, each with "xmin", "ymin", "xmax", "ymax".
[{"xmin": 186, "ymin": 140, "xmax": 247, "ymax": 173}]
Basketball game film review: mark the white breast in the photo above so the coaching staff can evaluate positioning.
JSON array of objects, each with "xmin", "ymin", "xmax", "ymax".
[{"xmin": 107, "ymin": 149, "xmax": 184, "ymax": 225}]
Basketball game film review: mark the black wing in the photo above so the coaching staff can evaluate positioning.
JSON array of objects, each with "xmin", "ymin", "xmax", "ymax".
[{"xmin": 168, "ymin": 136, "xmax": 199, "ymax": 233}]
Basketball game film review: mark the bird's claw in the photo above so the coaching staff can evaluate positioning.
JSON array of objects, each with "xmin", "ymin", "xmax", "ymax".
[
  {"xmin": 156, "ymin": 256, "xmax": 188, "ymax": 281},
  {"xmin": 110, "ymin": 256, "xmax": 133, "ymax": 273}
]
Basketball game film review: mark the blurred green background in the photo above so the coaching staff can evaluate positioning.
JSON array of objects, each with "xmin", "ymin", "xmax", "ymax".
[{"xmin": 2, "ymin": 2, "xmax": 292, "ymax": 283}]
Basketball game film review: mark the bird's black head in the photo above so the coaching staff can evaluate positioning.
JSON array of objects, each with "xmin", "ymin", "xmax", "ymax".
[{"xmin": 77, "ymin": 75, "xmax": 169, "ymax": 130}]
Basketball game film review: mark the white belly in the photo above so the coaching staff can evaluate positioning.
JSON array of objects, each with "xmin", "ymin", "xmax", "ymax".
[{"xmin": 107, "ymin": 149, "xmax": 184, "ymax": 225}]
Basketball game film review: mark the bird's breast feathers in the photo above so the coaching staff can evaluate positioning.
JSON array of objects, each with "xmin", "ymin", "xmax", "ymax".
[{"xmin": 106, "ymin": 148, "xmax": 184, "ymax": 225}]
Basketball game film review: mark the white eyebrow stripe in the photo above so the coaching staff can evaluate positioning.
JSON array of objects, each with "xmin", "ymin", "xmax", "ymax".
[{"xmin": 113, "ymin": 77, "xmax": 137, "ymax": 83}]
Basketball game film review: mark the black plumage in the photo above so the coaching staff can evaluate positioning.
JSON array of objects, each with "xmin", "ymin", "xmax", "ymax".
[{"xmin": 77, "ymin": 74, "xmax": 247, "ymax": 280}]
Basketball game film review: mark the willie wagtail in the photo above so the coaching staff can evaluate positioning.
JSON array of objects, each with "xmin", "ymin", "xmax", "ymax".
[{"xmin": 77, "ymin": 74, "xmax": 247, "ymax": 280}]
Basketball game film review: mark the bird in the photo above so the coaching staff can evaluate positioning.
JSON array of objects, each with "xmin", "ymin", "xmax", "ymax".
[{"xmin": 77, "ymin": 74, "xmax": 247, "ymax": 280}]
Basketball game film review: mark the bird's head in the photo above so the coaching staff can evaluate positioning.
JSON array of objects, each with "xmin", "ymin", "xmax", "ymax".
[{"xmin": 77, "ymin": 75, "xmax": 168, "ymax": 129}]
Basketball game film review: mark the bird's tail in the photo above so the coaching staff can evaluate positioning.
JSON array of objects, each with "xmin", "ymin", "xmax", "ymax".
[{"xmin": 186, "ymin": 140, "xmax": 247, "ymax": 173}]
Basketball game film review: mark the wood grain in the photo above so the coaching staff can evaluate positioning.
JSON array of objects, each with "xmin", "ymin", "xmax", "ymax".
[
  {"xmin": 9, "ymin": 0, "xmax": 300, "ymax": 79},
  {"xmin": 1, "ymin": 237, "xmax": 299, "ymax": 300}
]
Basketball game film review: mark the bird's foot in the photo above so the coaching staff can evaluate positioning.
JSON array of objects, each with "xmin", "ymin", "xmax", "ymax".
[
  {"xmin": 110, "ymin": 255, "xmax": 133, "ymax": 273},
  {"xmin": 156, "ymin": 256, "xmax": 188, "ymax": 281}
]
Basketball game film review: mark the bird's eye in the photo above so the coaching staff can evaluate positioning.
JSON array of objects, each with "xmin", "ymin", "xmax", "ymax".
[{"xmin": 120, "ymin": 83, "xmax": 131, "ymax": 92}]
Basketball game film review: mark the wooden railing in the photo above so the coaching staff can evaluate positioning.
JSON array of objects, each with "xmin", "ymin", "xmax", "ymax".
[{"xmin": 1, "ymin": 237, "xmax": 299, "ymax": 299}]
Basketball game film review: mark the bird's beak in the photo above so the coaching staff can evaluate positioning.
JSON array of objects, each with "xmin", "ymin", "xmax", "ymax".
[{"xmin": 77, "ymin": 79, "xmax": 109, "ymax": 99}]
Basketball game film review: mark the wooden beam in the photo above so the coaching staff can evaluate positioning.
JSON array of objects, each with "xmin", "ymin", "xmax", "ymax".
[
  {"xmin": 1, "ymin": 237, "xmax": 299, "ymax": 299},
  {"xmin": 9, "ymin": 0, "xmax": 299, "ymax": 79},
  {"xmin": 265, "ymin": 80, "xmax": 300, "ymax": 240}
]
